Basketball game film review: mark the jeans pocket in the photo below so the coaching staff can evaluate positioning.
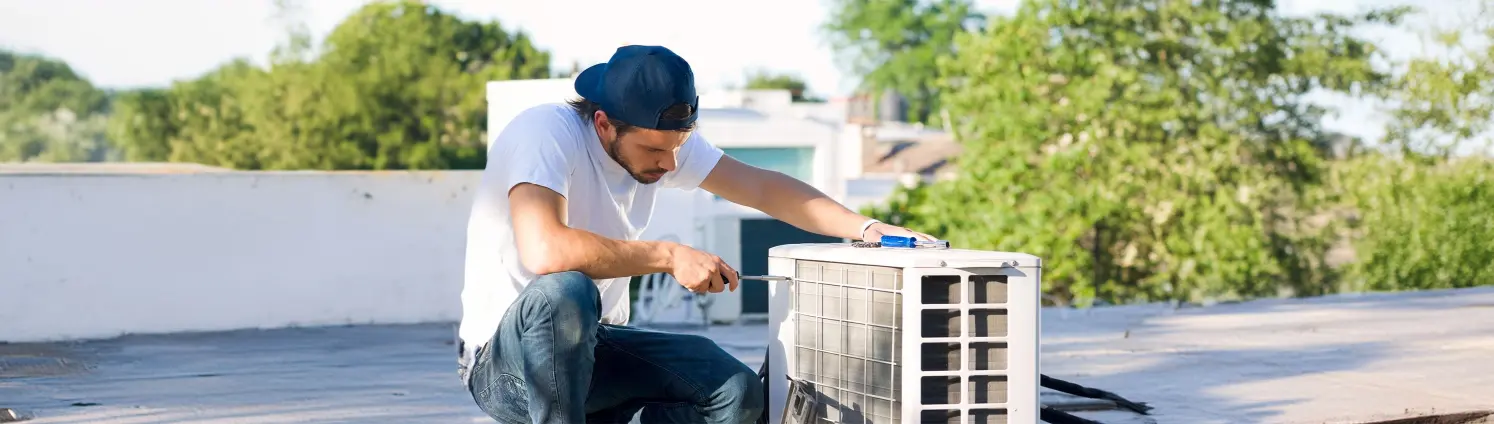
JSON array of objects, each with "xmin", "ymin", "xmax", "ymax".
[
  {"xmin": 475, "ymin": 373, "xmax": 530, "ymax": 422},
  {"xmin": 498, "ymin": 373, "xmax": 530, "ymax": 417}
]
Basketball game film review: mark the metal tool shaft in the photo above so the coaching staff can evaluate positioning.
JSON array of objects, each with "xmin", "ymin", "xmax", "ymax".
[
  {"xmin": 738, "ymin": 275, "xmax": 791, "ymax": 282},
  {"xmin": 721, "ymin": 272, "xmax": 791, "ymax": 282}
]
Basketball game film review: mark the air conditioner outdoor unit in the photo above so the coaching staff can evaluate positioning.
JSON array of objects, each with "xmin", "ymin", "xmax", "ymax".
[{"xmin": 765, "ymin": 243, "xmax": 1041, "ymax": 424}]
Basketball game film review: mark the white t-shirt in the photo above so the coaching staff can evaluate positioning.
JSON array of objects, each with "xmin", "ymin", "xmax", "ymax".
[{"xmin": 458, "ymin": 103, "xmax": 724, "ymax": 355}]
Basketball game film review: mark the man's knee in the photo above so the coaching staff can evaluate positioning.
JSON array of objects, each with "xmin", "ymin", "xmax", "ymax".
[
  {"xmin": 719, "ymin": 365, "xmax": 766, "ymax": 423},
  {"xmin": 528, "ymin": 271, "xmax": 600, "ymax": 307},
  {"xmin": 688, "ymin": 335, "xmax": 764, "ymax": 422},
  {"xmin": 514, "ymin": 271, "xmax": 601, "ymax": 337}
]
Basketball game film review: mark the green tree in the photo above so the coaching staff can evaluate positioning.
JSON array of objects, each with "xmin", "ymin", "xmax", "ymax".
[
  {"xmin": 106, "ymin": 88, "xmax": 175, "ymax": 162},
  {"xmin": 108, "ymin": 0, "xmax": 552, "ymax": 170},
  {"xmin": 151, "ymin": 60, "xmax": 266, "ymax": 168},
  {"xmin": 1333, "ymin": 0, "xmax": 1494, "ymax": 292},
  {"xmin": 823, "ymin": 0, "xmax": 984, "ymax": 123},
  {"xmin": 0, "ymin": 50, "xmax": 114, "ymax": 162},
  {"xmin": 1335, "ymin": 156, "xmax": 1494, "ymax": 292},
  {"xmin": 743, "ymin": 69, "xmax": 814, "ymax": 102},
  {"xmin": 865, "ymin": 0, "xmax": 1409, "ymax": 306},
  {"xmin": 1380, "ymin": 0, "xmax": 1494, "ymax": 158}
]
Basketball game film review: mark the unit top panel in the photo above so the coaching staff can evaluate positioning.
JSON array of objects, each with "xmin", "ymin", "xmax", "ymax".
[{"xmin": 768, "ymin": 243, "xmax": 1040, "ymax": 269}]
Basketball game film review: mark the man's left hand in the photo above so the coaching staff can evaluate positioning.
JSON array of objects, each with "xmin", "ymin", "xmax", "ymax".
[{"xmin": 862, "ymin": 222, "xmax": 937, "ymax": 242}]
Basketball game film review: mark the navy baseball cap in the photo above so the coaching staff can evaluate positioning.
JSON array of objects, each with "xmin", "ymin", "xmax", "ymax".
[{"xmin": 574, "ymin": 45, "xmax": 699, "ymax": 131}]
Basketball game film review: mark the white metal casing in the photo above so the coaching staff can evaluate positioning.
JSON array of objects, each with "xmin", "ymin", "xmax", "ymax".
[{"xmin": 767, "ymin": 243, "xmax": 1041, "ymax": 424}]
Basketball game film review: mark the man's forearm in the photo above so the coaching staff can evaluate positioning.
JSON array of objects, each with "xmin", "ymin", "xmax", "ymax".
[
  {"xmin": 509, "ymin": 182, "xmax": 680, "ymax": 280},
  {"xmin": 751, "ymin": 171, "xmax": 873, "ymax": 240},
  {"xmin": 525, "ymin": 227, "xmax": 677, "ymax": 280}
]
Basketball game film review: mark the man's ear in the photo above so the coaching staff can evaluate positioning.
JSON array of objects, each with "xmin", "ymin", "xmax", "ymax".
[{"xmin": 593, "ymin": 110, "xmax": 614, "ymax": 138}]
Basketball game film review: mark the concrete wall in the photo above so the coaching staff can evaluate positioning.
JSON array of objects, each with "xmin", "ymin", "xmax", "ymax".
[
  {"xmin": 0, "ymin": 171, "xmax": 708, "ymax": 342},
  {"xmin": 1, "ymin": 171, "xmax": 477, "ymax": 342}
]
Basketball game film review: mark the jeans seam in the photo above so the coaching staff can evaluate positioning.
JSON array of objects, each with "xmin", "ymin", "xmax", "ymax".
[
  {"xmin": 532, "ymin": 290, "xmax": 563, "ymax": 419},
  {"xmin": 470, "ymin": 341, "xmax": 488, "ymax": 392},
  {"xmin": 598, "ymin": 332, "xmax": 709, "ymax": 402}
]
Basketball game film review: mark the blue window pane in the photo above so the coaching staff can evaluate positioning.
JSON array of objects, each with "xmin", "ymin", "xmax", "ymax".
[{"xmin": 722, "ymin": 147, "xmax": 814, "ymax": 182}]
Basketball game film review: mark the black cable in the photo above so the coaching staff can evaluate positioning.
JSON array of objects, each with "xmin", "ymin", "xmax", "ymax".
[
  {"xmin": 1042, "ymin": 407, "xmax": 1106, "ymax": 424},
  {"xmin": 1041, "ymin": 374, "xmax": 1154, "ymax": 415}
]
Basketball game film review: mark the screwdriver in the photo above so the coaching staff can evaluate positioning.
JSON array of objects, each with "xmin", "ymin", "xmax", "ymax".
[
  {"xmin": 739, "ymin": 274, "xmax": 791, "ymax": 282},
  {"xmin": 721, "ymin": 272, "xmax": 791, "ymax": 282},
  {"xmin": 689, "ymin": 273, "xmax": 789, "ymax": 294}
]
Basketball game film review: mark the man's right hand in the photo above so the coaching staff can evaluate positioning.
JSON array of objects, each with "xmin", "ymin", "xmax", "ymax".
[{"xmin": 669, "ymin": 244, "xmax": 740, "ymax": 294}]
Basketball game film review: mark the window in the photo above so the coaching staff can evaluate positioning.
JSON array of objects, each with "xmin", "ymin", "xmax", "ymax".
[{"xmin": 721, "ymin": 147, "xmax": 815, "ymax": 182}]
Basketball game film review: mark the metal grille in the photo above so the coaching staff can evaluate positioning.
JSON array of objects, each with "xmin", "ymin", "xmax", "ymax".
[
  {"xmin": 793, "ymin": 260, "xmax": 903, "ymax": 424},
  {"xmin": 790, "ymin": 261, "xmax": 1013, "ymax": 424}
]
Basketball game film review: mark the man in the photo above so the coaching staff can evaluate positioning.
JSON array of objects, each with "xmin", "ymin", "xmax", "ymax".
[{"xmin": 458, "ymin": 45, "xmax": 934, "ymax": 424}]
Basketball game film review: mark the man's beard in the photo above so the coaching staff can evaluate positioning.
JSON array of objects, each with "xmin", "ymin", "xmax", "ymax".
[{"xmin": 605, "ymin": 135, "xmax": 666, "ymax": 184}]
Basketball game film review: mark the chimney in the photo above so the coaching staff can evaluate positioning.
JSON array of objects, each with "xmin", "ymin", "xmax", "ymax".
[{"xmin": 878, "ymin": 88, "xmax": 906, "ymax": 123}]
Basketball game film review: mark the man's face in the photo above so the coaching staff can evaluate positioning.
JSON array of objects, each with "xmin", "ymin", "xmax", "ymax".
[{"xmin": 595, "ymin": 112, "xmax": 689, "ymax": 184}]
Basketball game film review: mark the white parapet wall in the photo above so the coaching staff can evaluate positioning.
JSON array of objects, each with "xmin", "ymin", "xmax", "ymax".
[
  {"xmin": 0, "ymin": 170, "xmax": 708, "ymax": 342},
  {"xmin": 1, "ymin": 171, "xmax": 480, "ymax": 342}
]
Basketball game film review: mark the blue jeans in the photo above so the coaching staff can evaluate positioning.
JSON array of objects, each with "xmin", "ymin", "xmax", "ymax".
[{"xmin": 467, "ymin": 271, "xmax": 765, "ymax": 424}]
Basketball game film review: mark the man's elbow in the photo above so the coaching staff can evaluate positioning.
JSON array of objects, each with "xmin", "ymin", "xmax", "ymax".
[{"xmin": 518, "ymin": 241, "xmax": 569, "ymax": 275}]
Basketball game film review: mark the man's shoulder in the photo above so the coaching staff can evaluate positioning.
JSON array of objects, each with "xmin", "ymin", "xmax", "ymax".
[
  {"xmin": 515, "ymin": 103, "xmax": 584, "ymax": 131},
  {"xmin": 494, "ymin": 103, "xmax": 586, "ymax": 144},
  {"xmin": 518, "ymin": 102, "xmax": 578, "ymax": 122}
]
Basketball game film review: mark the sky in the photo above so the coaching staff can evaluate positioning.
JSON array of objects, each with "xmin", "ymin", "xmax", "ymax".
[
  {"xmin": 0, "ymin": 0, "xmax": 1474, "ymax": 140},
  {"xmin": 0, "ymin": 0, "xmax": 1020, "ymax": 96}
]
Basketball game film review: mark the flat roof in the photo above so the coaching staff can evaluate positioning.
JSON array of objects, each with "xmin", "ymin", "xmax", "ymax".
[{"xmin": 4, "ymin": 287, "xmax": 1492, "ymax": 423}]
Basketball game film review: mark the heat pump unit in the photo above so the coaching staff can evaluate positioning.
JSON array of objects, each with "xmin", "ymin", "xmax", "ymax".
[{"xmin": 765, "ymin": 243, "xmax": 1041, "ymax": 424}]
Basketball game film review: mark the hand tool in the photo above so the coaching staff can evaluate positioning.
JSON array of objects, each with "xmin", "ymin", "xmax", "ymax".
[
  {"xmin": 720, "ymin": 272, "xmax": 791, "ymax": 282},
  {"xmin": 737, "ymin": 274, "xmax": 791, "ymax": 281},
  {"xmin": 878, "ymin": 234, "xmax": 950, "ymax": 249},
  {"xmin": 688, "ymin": 273, "xmax": 790, "ymax": 294}
]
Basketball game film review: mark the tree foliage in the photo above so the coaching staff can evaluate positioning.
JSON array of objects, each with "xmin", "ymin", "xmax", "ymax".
[
  {"xmin": 1381, "ymin": 1, "xmax": 1494, "ymax": 158},
  {"xmin": 823, "ymin": 0, "xmax": 984, "ymax": 123},
  {"xmin": 1334, "ymin": 0, "xmax": 1494, "ymax": 292},
  {"xmin": 107, "ymin": 0, "xmax": 552, "ymax": 170},
  {"xmin": 0, "ymin": 50, "xmax": 115, "ymax": 162},
  {"xmin": 865, "ymin": 0, "xmax": 1412, "ymax": 306},
  {"xmin": 744, "ymin": 70, "xmax": 813, "ymax": 102},
  {"xmin": 1334, "ymin": 155, "xmax": 1494, "ymax": 292}
]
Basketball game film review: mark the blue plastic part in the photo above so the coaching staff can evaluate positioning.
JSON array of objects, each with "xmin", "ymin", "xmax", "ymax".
[
  {"xmin": 880, "ymin": 234, "xmax": 915, "ymax": 248},
  {"xmin": 879, "ymin": 235, "xmax": 950, "ymax": 249}
]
